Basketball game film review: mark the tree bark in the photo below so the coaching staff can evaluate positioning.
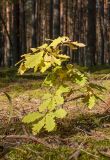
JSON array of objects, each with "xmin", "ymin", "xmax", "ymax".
[
  {"xmin": 87, "ymin": 0, "xmax": 96, "ymax": 66},
  {"xmin": 19, "ymin": 0, "xmax": 27, "ymax": 53},
  {"xmin": 12, "ymin": 1, "xmax": 20, "ymax": 65},
  {"xmin": 32, "ymin": 0, "xmax": 37, "ymax": 47},
  {"xmin": 53, "ymin": 0, "xmax": 60, "ymax": 38}
]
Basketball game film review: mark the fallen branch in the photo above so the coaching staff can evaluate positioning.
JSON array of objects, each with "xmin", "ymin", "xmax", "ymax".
[
  {"xmin": 98, "ymin": 149, "xmax": 110, "ymax": 158},
  {"xmin": 65, "ymin": 95, "xmax": 84, "ymax": 103},
  {"xmin": 81, "ymin": 149, "xmax": 99, "ymax": 159},
  {"xmin": 0, "ymin": 135, "xmax": 52, "ymax": 149},
  {"xmin": 69, "ymin": 140, "xmax": 86, "ymax": 160}
]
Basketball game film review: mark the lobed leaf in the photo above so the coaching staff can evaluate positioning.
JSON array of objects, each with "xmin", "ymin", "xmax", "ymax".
[
  {"xmin": 30, "ymin": 48, "xmax": 38, "ymax": 52},
  {"xmin": 56, "ymin": 85, "xmax": 70, "ymax": 95},
  {"xmin": 32, "ymin": 118, "xmax": 45, "ymax": 134},
  {"xmin": 18, "ymin": 63, "xmax": 26, "ymax": 75},
  {"xmin": 54, "ymin": 95, "xmax": 64, "ymax": 106},
  {"xmin": 22, "ymin": 112, "xmax": 43, "ymax": 123},
  {"xmin": 41, "ymin": 62, "xmax": 51, "ymax": 73},
  {"xmin": 25, "ymin": 52, "xmax": 44, "ymax": 71},
  {"xmin": 72, "ymin": 42, "xmax": 86, "ymax": 47},
  {"xmin": 88, "ymin": 95, "xmax": 96, "ymax": 109},
  {"xmin": 54, "ymin": 108, "xmax": 67, "ymax": 118},
  {"xmin": 45, "ymin": 113, "xmax": 56, "ymax": 132},
  {"xmin": 74, "ymin": 73, "xmax": 87, "ymax": 86}
]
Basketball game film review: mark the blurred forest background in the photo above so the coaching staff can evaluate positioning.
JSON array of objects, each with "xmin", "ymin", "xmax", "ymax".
[{"xmin": 0, "ymin": 0, "xmax": 110, "ymax": 67}]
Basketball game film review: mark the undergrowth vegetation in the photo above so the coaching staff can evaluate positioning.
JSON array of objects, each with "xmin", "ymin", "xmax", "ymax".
[
  {"xmin": 18, "ymin": 36, "xmax": 106, "ymax": 135},
  {"xmin": 0, "ymin": 68, "xmax": 110, "ymax": 159}
]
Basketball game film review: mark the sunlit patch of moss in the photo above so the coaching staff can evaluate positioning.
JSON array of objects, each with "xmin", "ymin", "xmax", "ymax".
[
  {"xmin": 8, "ymin": 85, "xmax": 25, "ymax": 97},
  {"xmin": 7, "ymin": 144, "xmax": 72, "ymax": 160},
  {"xmin": 71, "ymin": 136, "xmax": 110, "ymax": 160},
  {"xmin": 25, "ymin": 89, "xmax": 44, "ymax": 99},
  {"xmin": 0, "ymin": 79, "xmax": 42, "ymax": 98},
  {"xmin": 0, "ymin": 82, "xmax": 7, "ymax": 88},
  {"xmin": 103, "ymin": 80, "xmax": 110, "ymax": 90}
]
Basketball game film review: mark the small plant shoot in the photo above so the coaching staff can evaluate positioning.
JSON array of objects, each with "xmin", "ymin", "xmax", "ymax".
[{"xmin": 18, "ymin": 36, "xmax": 105, "ymax": 135}]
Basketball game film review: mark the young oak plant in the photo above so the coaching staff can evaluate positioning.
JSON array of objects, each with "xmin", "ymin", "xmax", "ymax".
[{"xmin": 18, "ymin": 36, "xmax": 105, "ymax": 135}]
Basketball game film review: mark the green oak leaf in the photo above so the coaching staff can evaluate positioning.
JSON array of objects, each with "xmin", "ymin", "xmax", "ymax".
[
  {"xmin": 56, "ymin": 85, "xmax": 70, "ymax": 95},
  {"xmin": 32, "ymin": 118, "xmax": 45, "ymax": 134},
  {"xmin": 88, "ymin": 95, "xmax": 96, "ymax": 109},
  {"xmin": 45, "ymin": 113, "xmax": 55, "ymax": 132},
  {"xmin": 54, "ymin": 108, "xmax": 67, "ymax": 118},
  {"xmin": 22, "ymin": 112, "xmax": 43, "ymax": 123},
  {"xmin": 25, "ymin": 52, "xmax": 43, "ymax": 72}
]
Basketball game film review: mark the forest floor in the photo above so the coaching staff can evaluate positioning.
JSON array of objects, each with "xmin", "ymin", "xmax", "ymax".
[{"xmin": 0, "ymin": 67, "xmax": 110, "ymax": 160}]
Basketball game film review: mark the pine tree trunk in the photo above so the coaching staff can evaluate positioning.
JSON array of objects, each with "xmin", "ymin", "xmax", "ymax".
[
  {"xmin": 87, "ymin": 0, "xmax": 96, "ymax": 66},
  {"xmin": 0, "ymin": 2, "xmax": 4, "ymax": 66},
  {"xmin": 53, "ymin": 0, "xmax": 60, "ymax": 38},
  {"xmin": 4, "ymin": 0, "xmax": 10, "ymax": 66},
  {"xmin": 32, "ymin": 0, "xmax": 37, "ymax": 47},
  {"xmin": 19, "ymin": 0, "xmax": 26, "ymax": 53},
  {"xmin": 12, "ymin": 1, "xmax": 20, "ymax": 64}
]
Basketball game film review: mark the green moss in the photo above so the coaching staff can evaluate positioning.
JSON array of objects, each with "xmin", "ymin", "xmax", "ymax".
[
  {"xmin": 7, "ymin": 144, "xmax": 72, "ymax": 160},
  {"xmin": 6, "ymin": 138, "xmax": 110, "ymax": 160}
]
